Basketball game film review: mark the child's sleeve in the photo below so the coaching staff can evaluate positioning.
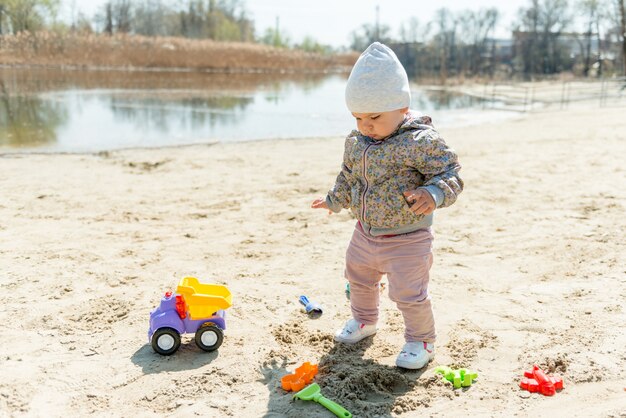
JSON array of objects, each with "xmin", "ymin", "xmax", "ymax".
[
  {"xmin": 326, "ymin": 134, "xmax": 356, "ymax": 212},
  {"xmin": 410, "ymin": 129, "xmax": 464, "ymax": 208}
]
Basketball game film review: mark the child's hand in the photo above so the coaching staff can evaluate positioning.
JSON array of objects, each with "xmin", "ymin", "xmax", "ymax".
[
  {"xmin": 403, "ymin": 189, "xmax": 435, "ymax": 215},
  {"xmin": 311, "ymin": 197, "xmax": 332, "ymax": 215}
]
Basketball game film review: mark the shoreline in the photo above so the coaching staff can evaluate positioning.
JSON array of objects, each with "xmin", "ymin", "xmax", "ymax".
[
  {"xmin": 5, "ymin": 96, "xmax": 626, "ymax": 155},
  {"xmin": 0, "ymin": 62, "xmax": 353, "ymax": 75}
]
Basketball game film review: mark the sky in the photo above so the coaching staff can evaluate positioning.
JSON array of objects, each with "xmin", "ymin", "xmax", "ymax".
[{"xmin": 66, "ymin": 0, "xmax": 533, "ymax": 47}]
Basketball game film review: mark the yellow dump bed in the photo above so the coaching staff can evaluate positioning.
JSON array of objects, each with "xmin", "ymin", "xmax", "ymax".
[{"xmin": 176, "ymin": 276, "xmax": 232, "ymax": 319}]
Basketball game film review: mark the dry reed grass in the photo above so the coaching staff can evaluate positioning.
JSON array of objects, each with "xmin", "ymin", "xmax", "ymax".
[{"xmin": 0, "ymin": 31, "xmax": 358, "ymax": 73}]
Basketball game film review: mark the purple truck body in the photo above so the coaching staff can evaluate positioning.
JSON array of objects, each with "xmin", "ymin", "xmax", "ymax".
[{"xmin": 148, "ymin": 292, "xmax": 226, "ymax": 342}]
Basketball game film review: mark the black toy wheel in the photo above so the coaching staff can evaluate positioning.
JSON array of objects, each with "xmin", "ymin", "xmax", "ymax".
[
  {"xmin": 151, "ymin": 327, "xmax": 181, "ymax": 355},
  {"xmin": 195, "ymin": 324, "xmax": 224, "ymax": 352}
]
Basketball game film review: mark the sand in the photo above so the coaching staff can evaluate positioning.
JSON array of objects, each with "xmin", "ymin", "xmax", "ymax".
[{"xmin": 0, "ymin": 102, "xmax": 625, "ymax": 417}]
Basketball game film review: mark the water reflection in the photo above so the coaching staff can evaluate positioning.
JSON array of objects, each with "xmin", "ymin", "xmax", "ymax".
[
  {"xmin": 0, "ymin": 68, "xmax": 504, "ymax": 153},
  {"xmin": 0, "ymin": 67, "xmax": 330, "ymax": 95},
  {"xmin": 0, "ymin": 68, "xmax": 356, "ymax": 152},
  {"xmin": 418, "ymin": 89, "xmax": 486, "ymax": 110},
  {"xmin": 0, "ymin": 83, "xmax": 67, "ymax": 148},
  {"xmin": 107, "ymin": 94, "xmax": 253, "ymax": 131}
]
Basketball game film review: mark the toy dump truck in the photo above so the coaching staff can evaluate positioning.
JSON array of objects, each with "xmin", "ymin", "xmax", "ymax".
[{"xmin": 148, "ymin": 276, "xmax": 232, "ymax": 355}]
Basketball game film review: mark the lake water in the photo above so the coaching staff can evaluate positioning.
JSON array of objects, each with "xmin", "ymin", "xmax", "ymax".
[{"xmin": 0, "ymin": 68, "xmax": 511, "ymax": 153}]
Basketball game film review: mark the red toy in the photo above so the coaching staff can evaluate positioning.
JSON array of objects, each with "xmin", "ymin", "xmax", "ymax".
[{"xmin": 519, "ymin": 365, "xmax": 563, "ymax": 396}]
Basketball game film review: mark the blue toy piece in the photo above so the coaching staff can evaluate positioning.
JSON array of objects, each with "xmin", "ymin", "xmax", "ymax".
[{"xmin": 299, "ymin": 295, "xmax": 323, "ymax": 314}]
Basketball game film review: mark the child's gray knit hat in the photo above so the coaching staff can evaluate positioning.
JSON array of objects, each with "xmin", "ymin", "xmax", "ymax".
[{"xmin": 345, "ymin": 42, "xmax": 411, "ymax": 113}]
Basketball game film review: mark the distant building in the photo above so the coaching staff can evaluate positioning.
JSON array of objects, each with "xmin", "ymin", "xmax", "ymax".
[
  {"xmin": 486, "ymin": 38, "xmax": 514, "ymax": 62},
  {"xmin": 511, "ymin": 30, "xmax": 616, "ymax": 75},
  {"xmin": 388, "ymin": 39, "xmax": 515, "ymax": 78},
  {"xmin": 556, "ymin": 32, "xmax": 600, "ymax": 58},
  {"xmin": 512, "ymin": 31, "xmax": 602, "ymax": 58}
]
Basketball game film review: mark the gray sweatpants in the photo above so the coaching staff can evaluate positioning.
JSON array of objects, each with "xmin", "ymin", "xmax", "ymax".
[{"xmin": 345, "ymin": 224, "xmax": 436, "ymax": 343}]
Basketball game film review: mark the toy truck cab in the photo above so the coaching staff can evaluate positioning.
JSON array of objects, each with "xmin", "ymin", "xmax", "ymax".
[{"xmin": 148, "ymin": 277, "xmax": 232, "ymax": 355}]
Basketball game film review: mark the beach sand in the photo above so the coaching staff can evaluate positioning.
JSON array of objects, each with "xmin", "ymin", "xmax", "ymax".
[{"xmin": 1, "ymin": 102, "xmax": 625, "ymax": 417}]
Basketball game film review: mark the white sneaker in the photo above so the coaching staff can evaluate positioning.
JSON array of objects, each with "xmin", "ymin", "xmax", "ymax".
[
  {"xmin": 334, "ymin": 318, "xmax": 377, "ymax": 344},
  {"xmin": 395, "ymin": 341, "xmax": 435, "ymax": 369}
]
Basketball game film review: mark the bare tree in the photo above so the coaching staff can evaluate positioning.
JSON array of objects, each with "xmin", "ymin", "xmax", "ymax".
[
  {"xmin": 615, "ymin": 0, "xmax": 626, "ymax": 76},
  {"xmin": 349, "ymin": 22, "xmax": 392, "ymax": 51},
  {"xmin": 235, "ymin": 9, "xmax": 254, "ymax": 42},
  {"xmin": 134, "ymin": 0, "xmax": 170, "ymax": 36},
  {"xmin": 578, "ymin": 0, "xmax": 602, "ymax": 76},
  {"xmin": 69, "ymin": 0, "xmax": 76, "ymax": 30},
  {"xmin": 260, "ymin": 16, "xmax": 290, "ymax": 47},
  {"xmin": 398, "ymin": 17, "xmax": 431, "ymax": 44},
  {"xmin": 456, "ymin": 8, "xmax": 499, "ymax": 77},
  {"xmin": 434, "ymin": 8, "xmax": 457, "ymax": 83},
  {"xmin": 513, "ymin": 0, "xmax": 572, "ymax": 76},
  {"xmin": 0, "ymin": 0, "xmax": 59, "ymax": 33},
  {"xmin": 0, "ymin": 4, "xmax": 6, "ymax": 34},
  {"xmin": 456, "ymin": 13, "xmax": 474, "ymax": 76},
  {"xmin": 103, "ymin": 2, "xmax": 113, "ymax": 34},
  {"xmin": 115, "ymin": 0, "xmax": 132, "ymax": 33},
  {"xmin": 74, "ymin": 11, "xmax": 93, "ymax": 33}
]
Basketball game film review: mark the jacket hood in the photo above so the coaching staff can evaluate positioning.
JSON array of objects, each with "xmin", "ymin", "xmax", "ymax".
[{"xmin": 397, "ymin": 111, "xmax": 433, "ymax": 135}]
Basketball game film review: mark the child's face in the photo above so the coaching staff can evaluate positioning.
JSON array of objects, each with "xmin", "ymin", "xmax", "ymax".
[{"xmin": 351, "ymin": 108, "xmax": 409, "ymax": 140}]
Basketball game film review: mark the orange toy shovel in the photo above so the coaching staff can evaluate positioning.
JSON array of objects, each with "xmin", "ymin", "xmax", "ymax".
[{"xmin": 293, "ymin": 383, "xmax": 352, "ymax": 418}]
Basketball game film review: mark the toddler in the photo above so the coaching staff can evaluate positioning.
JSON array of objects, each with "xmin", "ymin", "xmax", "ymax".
[{"xmin": 312, "ymin": 42, "xmax": 463, "ymax": 369}]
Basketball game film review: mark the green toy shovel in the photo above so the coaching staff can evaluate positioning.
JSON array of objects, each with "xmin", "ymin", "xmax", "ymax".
[{"xmin": 293, "ymin": 383, "xmax": 352, "ymax": 418}]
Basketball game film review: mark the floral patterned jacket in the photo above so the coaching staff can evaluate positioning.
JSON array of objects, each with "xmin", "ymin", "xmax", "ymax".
[{"xmin": 325, "ymin": 111, "xmax": 463, "ymax": 236}]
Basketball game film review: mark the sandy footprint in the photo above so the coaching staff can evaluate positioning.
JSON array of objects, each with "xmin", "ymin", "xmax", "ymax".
[
  {"xmin": 444, "ymin": 319, "xmax": 498, "ymax": 368},
  {"xmin": 65, "ymin": 296, "xmax": 133, "ymax": 333}
]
